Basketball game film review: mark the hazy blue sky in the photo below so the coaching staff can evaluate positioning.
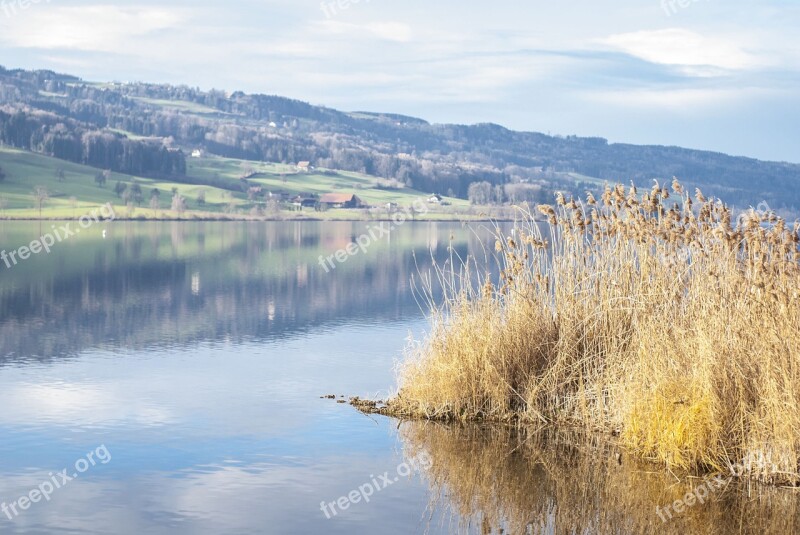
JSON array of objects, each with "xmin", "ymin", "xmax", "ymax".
[{"xmin": 1, "ymin": 0, "xmax": 798, "ymax": 162}]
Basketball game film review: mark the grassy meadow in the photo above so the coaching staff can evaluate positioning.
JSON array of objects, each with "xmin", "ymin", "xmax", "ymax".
[
  {"xmin": 374, "ymin": 180, "xmax": 800, "ymax": 485},
  {"xmin": 184, "ymin": 155, "xmax": 470, "ymax": 207},
  {"xmin": 0, "ymin": 147, "xmax": 472, "ymax": 220}
]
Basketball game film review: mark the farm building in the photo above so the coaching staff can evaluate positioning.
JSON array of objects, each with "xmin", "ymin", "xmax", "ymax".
[
  {"xmin": 319, "ymin": 193, "xmax": 364, "ymax": 209},
  {"xmin": 291, "ymin": 196, "xmax": 319, "ymax": 209}
]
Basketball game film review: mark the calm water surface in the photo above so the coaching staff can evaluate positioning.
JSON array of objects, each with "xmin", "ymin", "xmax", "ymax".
[{"xmin": 0, "ymin": 221, "xmax": 798, "ymax": 535}]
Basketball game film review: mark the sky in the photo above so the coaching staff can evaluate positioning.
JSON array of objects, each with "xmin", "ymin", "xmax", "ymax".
[{"xmin": 0, "ymin": 0, "xmax": 798, "ymax": 162}]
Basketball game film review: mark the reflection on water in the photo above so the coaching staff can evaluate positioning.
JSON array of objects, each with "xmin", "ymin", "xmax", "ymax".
[
  {"xmin": 400, "ymin": 422, "xmax": 800, "ymax": 534},
  {"xmin": 0, "ymin": 220, "xmax": 494, "ymax": 534},
  {"xmin": 0, "ymin": 221, "xmax": 493, "ymax": 361},
  {"xmin": 1, "ymin": 221, "xmax": 799, "ymax": 534}
]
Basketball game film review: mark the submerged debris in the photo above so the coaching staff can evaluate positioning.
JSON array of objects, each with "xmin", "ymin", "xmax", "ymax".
[{"xmin": 348, "ymin": 397, "xmax": 390, "ymax": 415}]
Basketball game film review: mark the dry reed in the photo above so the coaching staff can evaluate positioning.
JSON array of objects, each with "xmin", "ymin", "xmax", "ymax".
[{"xmin": 384, "ymin": 180, "xmax": 800, "ymax": 484}]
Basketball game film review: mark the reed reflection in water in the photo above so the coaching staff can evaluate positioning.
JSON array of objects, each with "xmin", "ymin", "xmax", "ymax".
[{"xmin": 399, "ymin": 422, "xmax": 800, "ymax": 534}]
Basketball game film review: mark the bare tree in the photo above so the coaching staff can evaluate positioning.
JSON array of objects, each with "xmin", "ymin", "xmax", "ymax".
[
  {"xmin": 493, "ymin": 185, "xmax": 505, "ymax": 205},
  {"xmin": 33, "ymin": 186, "xmax": 49, "ymax": 218},
  {"xmin": 149, "ymin": 195, "xmax": 160, "ymax": 216},
  {"xmin": 171, "ymin": 193, "xmax": 186, "ymax": 215},
  {"xmin": 468, "ymin": 181, "xmax": 493, "ymax": 206},
  {"xmin": 265, "ymin": 198, "xmax": 281, "ymax": 218}
]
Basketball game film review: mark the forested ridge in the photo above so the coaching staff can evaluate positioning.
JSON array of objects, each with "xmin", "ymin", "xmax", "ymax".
[{"xmin": 1, "ymin": 65, "xmax": 798, "ymax": 208}]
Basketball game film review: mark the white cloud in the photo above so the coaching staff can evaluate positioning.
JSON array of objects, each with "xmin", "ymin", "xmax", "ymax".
[
  {"xmin": 599, "ymin": 29, "xmax": 760, "ymax": 71},
  {"xmin": 0, "ymin": 5, "xmax": 187, "ymax": 51},
  {"xmin": 313, "ymin": 20, "xmax": 413, "ymax": 43},
  {"xmin": 365, "ymin": 21, "xmax": 413, "ymax": 42},
  {"xmin": 583, "ymin": 86, "xmax": 773, "ymax": 110}
]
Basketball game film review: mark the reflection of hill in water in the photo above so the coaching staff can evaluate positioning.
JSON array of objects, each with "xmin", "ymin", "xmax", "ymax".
[
  {"xmin": 0, "ymin": 221, "xmax": 493, "ymax": 362},
  {"xmin": 400, "ymin": 422, "xmax": 800, "ymax": 535}
]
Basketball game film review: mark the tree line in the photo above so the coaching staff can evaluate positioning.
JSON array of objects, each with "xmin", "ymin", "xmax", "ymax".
[{"xmin": 0, "ymin": 108, "xmax": 186, "ymax": 179}]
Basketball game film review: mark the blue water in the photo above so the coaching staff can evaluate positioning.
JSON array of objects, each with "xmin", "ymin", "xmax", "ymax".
[
  {"xmin": 0, "ymin": 221, "xmax": 483, "ymax": 534},
  {"xmin": 2, "ymin": 220, "xmax": 796, "ymax": 535}
]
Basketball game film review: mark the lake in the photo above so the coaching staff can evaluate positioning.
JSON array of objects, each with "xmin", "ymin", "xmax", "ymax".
[{"xmin": 0, "ymin": 221, "xmax": 798, "ymax": 534}]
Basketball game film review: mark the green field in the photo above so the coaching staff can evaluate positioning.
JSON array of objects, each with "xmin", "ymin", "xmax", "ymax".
[
  {"xmin": 0, "ymin": 147, "xmax": 474, "ymax": 220},
  {"xmin": 186, "ymin": 156, "xmax": 470, "ymax": 206},
  {"xmin": 129, "ymin": 96, "xmax": 233, "ymax": 116}
]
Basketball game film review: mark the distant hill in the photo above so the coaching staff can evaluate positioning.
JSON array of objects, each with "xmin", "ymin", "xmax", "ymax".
[{"xmin": 1, "ymin": 65, "xmax": 798, "ymax": 211}]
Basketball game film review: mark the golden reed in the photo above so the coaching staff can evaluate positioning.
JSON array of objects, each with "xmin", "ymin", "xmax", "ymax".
[{"xmin": 382, "ymin": 180, "xmax": 800, "ymax": 484}]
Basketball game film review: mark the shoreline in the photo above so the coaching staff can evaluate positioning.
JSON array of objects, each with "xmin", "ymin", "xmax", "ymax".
[{"xmin": 0, "ymin": 214, "xmax": 517, "ymax": 223}]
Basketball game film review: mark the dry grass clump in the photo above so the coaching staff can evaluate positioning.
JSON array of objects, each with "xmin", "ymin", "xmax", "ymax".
[{"xmin": 385, "ymin": 180, "xmax": 800, "ymax": 483}]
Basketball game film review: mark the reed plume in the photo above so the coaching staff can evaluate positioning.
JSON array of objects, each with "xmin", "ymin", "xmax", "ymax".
[{"xmin": 384, "ymin": 180, "xmax": 800, "ymax": 484}]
